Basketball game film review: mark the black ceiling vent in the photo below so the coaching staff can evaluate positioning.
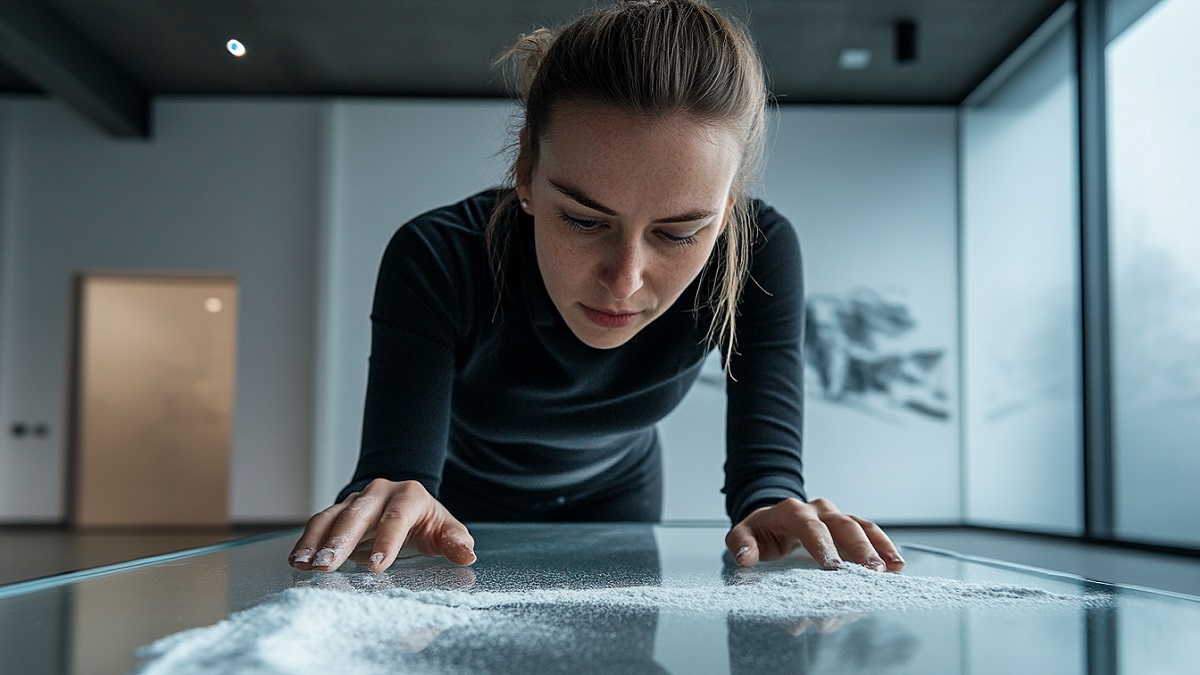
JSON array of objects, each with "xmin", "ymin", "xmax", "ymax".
[{"xmin": 895, "ymin": 19, "xmax": 918, "ymax": 64}]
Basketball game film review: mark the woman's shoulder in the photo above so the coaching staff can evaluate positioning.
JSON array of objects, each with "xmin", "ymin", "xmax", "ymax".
[
  {"xmin": 392, "ymin": 188, "xmax": 503, "ymax": 247},
  {"xmin": 748, "ymin": 198, "xmax": 794, "ymax": 238},
  {"xmin": 381, "ymin": 188, "xmax": 510, "ymax": 273},
  {"xmin": 374, "ymin": 189, "xmax": 511, "ymax": 336},
  {"xmin": 746, "ymin": 198, "xmax": 801, "ymax": 263}
]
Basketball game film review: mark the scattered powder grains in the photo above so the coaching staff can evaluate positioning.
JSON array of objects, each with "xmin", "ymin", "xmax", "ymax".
[{"xmin": 136, "ymin": 565, "xmax": 1112, "ymax": 674}]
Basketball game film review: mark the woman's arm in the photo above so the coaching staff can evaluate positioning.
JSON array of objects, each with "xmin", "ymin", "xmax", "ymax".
[
  {"xmin": 721, "ymin": 204, "xmax": 903, "ymax": 571},
  {"xmin": 291, "ymin": 208, "xmax": 482, "ymax": 572}
]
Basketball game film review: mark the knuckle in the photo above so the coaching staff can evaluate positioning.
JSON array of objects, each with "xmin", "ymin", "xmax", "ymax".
[
  {"xmin": 779, "ymin": 498, "xmax": 809, "ymax": 515},
  {"xmin": 798, "ymin": 517, "xmax": 828, "ymax": 532},
  {"xmin": 345, "ymin": 494, "xmax": 378, "ymax": 514},
  {"xmin": 365, "ymin": 478, "xmax": 394, "ymax": 492},
  {"xmin": 395, "ymin": 480, "xmax": 427, "ymax": 498},
  {"xmin": 377, "ymin": 508, "xmax": 409, "ymax": 523},
  {"xmin": 822, "ymin": 513, "xmax": 855, "ymax": 527},
  {"xmin": 855, "ymin": 517, "xmax": 881, "ymax": 532}
]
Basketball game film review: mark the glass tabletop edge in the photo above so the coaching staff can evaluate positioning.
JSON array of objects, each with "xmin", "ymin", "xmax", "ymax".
[
  {"xmin": 899, "ymin": 541, "xmax": 1200, "ymax": 602},
  {"xmin": 0, "ymin": 528, "xmax": 303, "ymax": 599}
]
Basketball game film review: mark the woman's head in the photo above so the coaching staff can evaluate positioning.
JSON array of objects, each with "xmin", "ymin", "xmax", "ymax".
[{"xmin": 491, "ymin": 0, "xmax": 769, "ymax": 359}]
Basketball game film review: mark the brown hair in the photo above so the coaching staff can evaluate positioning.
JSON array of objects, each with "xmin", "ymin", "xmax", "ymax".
[{"xmin": 489, "ymin": 0, "xmax": 768, "ymax": 368}]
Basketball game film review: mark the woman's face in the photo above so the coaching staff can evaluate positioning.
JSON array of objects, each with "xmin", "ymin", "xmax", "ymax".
[{"xmin": 518, "ymin": 102, "xmax": 741, "ymax": 350}]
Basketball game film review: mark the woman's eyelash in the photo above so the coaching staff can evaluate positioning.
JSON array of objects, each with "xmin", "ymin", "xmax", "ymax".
[
  {"xmin": 558, "ymin": 210, "xmax": 603, "ymax": 232},
  {"xmin": 557, "ymin": 209, "xmax": 699, "ymax": 247},
  {"xmin": 662, "ymin": 231, "xmax": 699, "ymax": 247}
]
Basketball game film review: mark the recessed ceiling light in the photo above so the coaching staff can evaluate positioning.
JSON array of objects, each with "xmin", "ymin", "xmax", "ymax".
[
  {"xmin": 839, "ymin": 48, "xmax": 871, "ymax": 70},
  {"xmin": 205, "ymin": 297, "xmax": 224, "ymax": 313},
  {"xmin": 227, "ymin": 39, "xmax": 246, "ymax": 57}
]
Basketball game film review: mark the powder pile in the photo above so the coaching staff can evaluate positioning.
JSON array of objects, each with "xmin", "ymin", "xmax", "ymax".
[{"xmin": 135, "ymin": 565, "xmax": 1111, "ymax": 674}]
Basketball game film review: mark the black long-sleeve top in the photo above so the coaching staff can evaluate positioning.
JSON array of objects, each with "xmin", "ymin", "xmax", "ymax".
[{"xmin": 338, "ymin": 188, "xmax": 806, "ymax": 523}]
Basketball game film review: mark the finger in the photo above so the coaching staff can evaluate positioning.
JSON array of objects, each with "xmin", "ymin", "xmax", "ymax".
[
  {"xmin": 364, "ymin": 491, "xmax": 422, "ymax": 573},
  {"xmin": 436, "ymin": 518, "xmax": 477, "ymax": 566},
  {"xmin": 725, "ymin": 523, "xmax": 760, "ymax": 567},
  {"xmin": 774, "ymin": 499, "xmax": 842, "ymax": 569},
  {"xmin": 312, "ymin": 488, "xmax": 386, "ymax": 571},
  {"xmin": 821, "ymin": 512, "xmax": 885, "ymax": 571},
  {"xmin": 851, "ymin": 515, "xmax": 905, "ymax": 571},
  {"xmin": 289, "ymin": 496, "xmax": 355, "ymax": 569},
  {"xmin": 789, "ymin": 516, "xmax": 843, "ymax": 570}
]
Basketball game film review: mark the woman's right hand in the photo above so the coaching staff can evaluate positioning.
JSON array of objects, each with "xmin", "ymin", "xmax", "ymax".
[{"xmin": 288, "ymin": 479, "xmax": 476, "ymax": 573}]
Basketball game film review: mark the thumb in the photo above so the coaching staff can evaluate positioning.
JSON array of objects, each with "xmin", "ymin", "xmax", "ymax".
[
  {"xmin": 437, "ymin": 519, "xmax": 477, "ymax": 566},
  {"xmin": 726, "ymin": 524, "xmax": 760, "ymax": 567}
]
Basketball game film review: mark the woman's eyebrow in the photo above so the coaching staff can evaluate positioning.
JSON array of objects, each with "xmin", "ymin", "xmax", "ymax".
[{"xmin": 548, "ymin": 179, "xmax": 717, "ymax": 224}]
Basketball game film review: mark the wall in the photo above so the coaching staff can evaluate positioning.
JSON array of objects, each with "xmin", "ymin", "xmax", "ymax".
[
  {"xmin": 0, "ymin": 97, "xmax": 321, "ymax": 521},
  {"xmin": 961, "ymin": 10, "xmax": 1084, "ymax": 534}
]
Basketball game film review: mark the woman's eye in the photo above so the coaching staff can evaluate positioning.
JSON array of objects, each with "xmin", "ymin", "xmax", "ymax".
[
  {"xmin": 558, "ymin": 210, "xmax": 604, "ymax": 233},
  {"xmin": 661, "ymin": 230, "xmax": 700, "ymax": 247}
]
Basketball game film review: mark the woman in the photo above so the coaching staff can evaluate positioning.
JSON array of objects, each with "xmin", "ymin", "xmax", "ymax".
[{"xmin": 289, "ymin": 0, "xmax": 904, "ymax": 575}]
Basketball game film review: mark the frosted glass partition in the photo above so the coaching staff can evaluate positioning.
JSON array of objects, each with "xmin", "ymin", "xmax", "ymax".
[
  {"xmin": 1106, "ymin": 0, "xmax": 1200, "ymax": 547},
  {"xmin": 961, "ymin": 12, "xmax": 1083, "ymax": 533}
]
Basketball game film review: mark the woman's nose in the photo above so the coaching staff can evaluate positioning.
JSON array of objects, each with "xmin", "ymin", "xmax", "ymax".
[{"xmin": 599, "ymin": 239, "xmax": 645, "ymax": 300}]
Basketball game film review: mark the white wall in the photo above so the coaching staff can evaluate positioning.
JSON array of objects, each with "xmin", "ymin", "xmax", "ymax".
[
  {"xmin": 0, "ymin": 97, "xmax": 322, "ymax": 521},
  {"xmin": 961, "ymin": 16, "xmax": 1084, "ymax": 534}
]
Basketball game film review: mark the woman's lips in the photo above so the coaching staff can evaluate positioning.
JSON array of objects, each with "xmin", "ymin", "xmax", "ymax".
[{"xmin": 580, "ymin": 304, "xmax": 641, "ymax": 328}]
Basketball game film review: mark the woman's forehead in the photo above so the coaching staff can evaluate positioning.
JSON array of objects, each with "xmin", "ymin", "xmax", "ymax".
[
  {"xmin": 536, "ymin": 102, "xmax": 740, "ymax": 209},
  {"xmin": 542, "ymin": 100, "xmax": 739, "ymax": 148}
]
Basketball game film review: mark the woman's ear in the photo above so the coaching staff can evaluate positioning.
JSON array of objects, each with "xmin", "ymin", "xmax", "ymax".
[{"xmin": 515, "ymin": 127, "xmax": 533, "ymax": 201}]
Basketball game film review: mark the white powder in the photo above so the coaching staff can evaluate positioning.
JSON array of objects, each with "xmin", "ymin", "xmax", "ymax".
[{"xmin": 135, "ymin": 565, "xmax": 1111, "ymax": 674}]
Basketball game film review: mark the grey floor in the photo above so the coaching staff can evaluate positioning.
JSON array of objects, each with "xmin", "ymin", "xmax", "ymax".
[{"xmin": 3, "ymin": 525, "xmax": 1199, "ymax": 597}]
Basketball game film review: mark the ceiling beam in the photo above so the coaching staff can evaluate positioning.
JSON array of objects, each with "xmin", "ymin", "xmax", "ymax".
[{"xmin": 0, "ymin": 0, "xmax": 148, "ymax": 137}]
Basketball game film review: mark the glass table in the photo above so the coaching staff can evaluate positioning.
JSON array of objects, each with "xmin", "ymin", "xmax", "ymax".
[{"xmin": 1, "ymin": 524, "xmax": 1197, "ymax": 674}]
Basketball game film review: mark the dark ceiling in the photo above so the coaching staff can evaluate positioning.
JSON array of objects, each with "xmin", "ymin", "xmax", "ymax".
[{"xmin": 0, "ymin": 0, "xmax": 1067, "ymax": 137}]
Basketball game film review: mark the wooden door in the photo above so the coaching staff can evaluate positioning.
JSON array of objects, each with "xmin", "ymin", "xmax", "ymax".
[{"xmin": 72, "ymin": 274, "xmax": 236, "ymax": 526}]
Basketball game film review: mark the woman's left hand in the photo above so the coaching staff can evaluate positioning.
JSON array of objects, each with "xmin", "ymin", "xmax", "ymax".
[{"xmin": 725, "ymin": 497, "xmax": 905, "ymax": 572}]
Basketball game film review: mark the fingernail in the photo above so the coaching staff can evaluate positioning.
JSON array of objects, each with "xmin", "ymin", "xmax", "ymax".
[
  {"xmin": 888, "ymin": 554, "xmax": 906, "ymax": 565},
  {"xmin": 822, "ymin": 557, "xmax": 844, "ymax": 570},
  {"xmin": 735, "ymin": 546, "xmax": 751, "ymax": 561},
  {"xmin": 313, "ymin": 548, "xmax": 336, "ymax": 568},
  {"xmin": 369, "ymin": 552, "xmax": 384, "ymax": 568},
  {"xmin": 291, "ymin": 548, "xmax": 313, "ymax": 564},
  {"xmin": 869, "ymin": 559, "xmax": 886, "ymax": 571}
]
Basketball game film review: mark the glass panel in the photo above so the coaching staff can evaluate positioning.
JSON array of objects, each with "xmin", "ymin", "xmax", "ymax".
[
  {"xmin": 1, "ymin": 527, "xmax": 1197, "ymax": 674},
  {"xmin": 961, "ymin": 9, "xmax": 1083, "ymax": 533},
  {"xmin": 1106, "ymin": 0, "xmax": 1200, "ymax": 547}
]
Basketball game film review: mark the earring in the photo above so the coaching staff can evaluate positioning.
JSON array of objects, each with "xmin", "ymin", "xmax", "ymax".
[{"xmin": 520, "ymin": 199, "xmax": 530, "ymax": 211}]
